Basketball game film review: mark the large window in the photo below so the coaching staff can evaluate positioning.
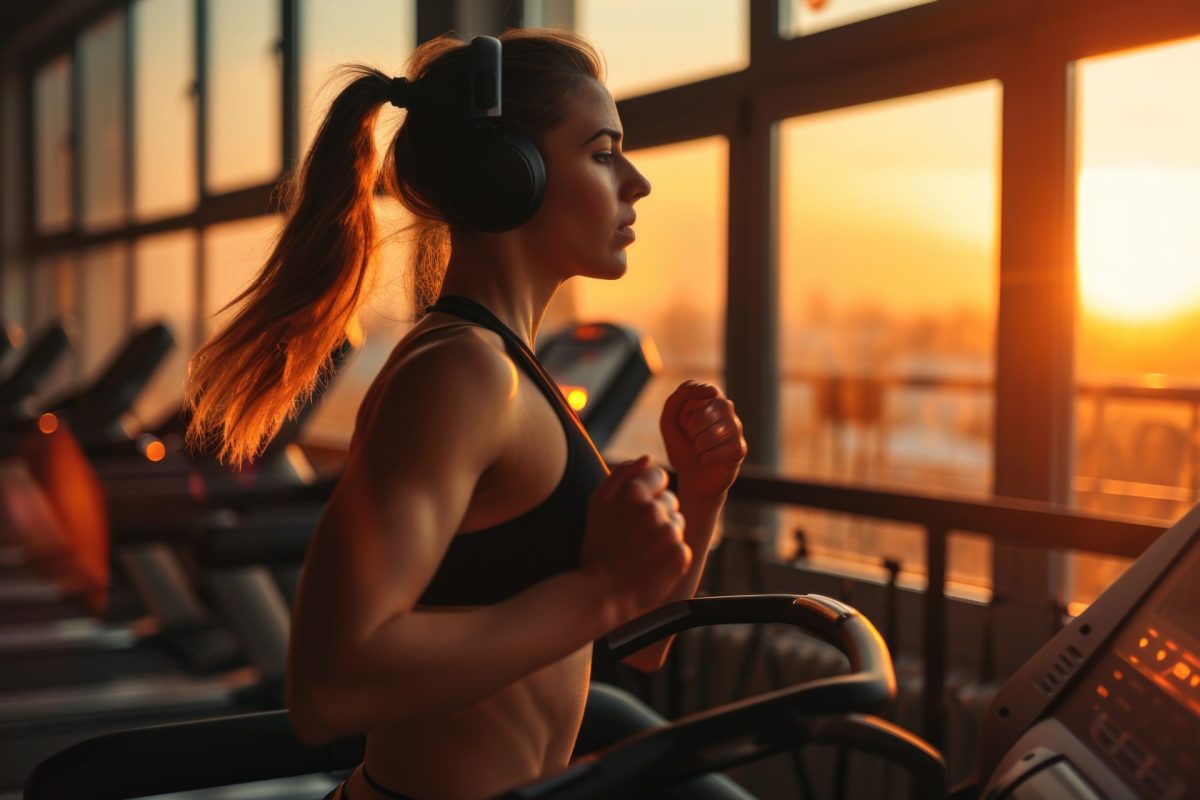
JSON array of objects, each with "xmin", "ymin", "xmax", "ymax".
[
  {"xmin": 777, "ymin": 82, "xmax": 1001, "ymax": 586},
  {"xmin": 133, "ymin": 232, "xmax": 196, "ymax": 426},
  {"xmin": 206, "ymin": 0, "xmax": 282, "ymax": 192},
  {"xmin": 133, "ymin": 0, "xmax": 197, "ymax": 220},
  {"xmin": 1071, "ymin": 35, "xmax": 1200, "ymax": 606},
  {"xmin": 781, "ymin": 0, "xmax": 936, "ymax": 37},
  {"xmin": 77, "ymin": 244, "xmax": 129, "ymax": 379},
  {"xmin": 299, "ymin": 0, "xmax": 416, "ymax": 158},
  {"xmin": 558, "ymin": 136, "xmax": 729, "ymax": 462},
  {"xmin": 79, "ymin": 12, "xmax": 127, "ymax": 231},
  {"xmin": 33, "ymin": 56, "xmax": 73, "ymax": 234},
  {"xmin": 574, "ymin": 0, "xmax": 748, "ymax": 99}
]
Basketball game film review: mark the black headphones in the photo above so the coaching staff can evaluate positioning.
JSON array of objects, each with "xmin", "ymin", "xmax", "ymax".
[{"xmin": 444, "ymin": 36, "xmax": 547, "ymax": 233}]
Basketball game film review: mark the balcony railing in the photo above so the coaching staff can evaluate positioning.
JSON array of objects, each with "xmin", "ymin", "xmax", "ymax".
[{"xmin": 713, "ymin": 464, "xmax": 1167, "ymax": 749}]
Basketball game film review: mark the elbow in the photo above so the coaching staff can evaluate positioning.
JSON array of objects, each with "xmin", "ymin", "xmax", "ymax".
[
  {"xmin": 286, "ymin": 685, "xmax": 337, "ymax": 745},
  {"xmin": 286, "ymin": 670, "xmax": 354, "ymax": 745}
]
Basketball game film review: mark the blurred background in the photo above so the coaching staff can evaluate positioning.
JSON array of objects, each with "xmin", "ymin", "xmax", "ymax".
[{"xmin": 2, "ymin": 0, "xmax": 1199, "ymax": 794}]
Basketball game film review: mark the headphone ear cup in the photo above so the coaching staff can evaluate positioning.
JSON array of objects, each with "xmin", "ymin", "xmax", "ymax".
[{"xmin": 448, "ymin": 128, "xmax": 546, "ymax": 232}]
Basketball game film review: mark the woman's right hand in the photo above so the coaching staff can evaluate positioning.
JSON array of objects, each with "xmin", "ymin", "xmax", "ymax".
[{"xmin": 581, "ymin": 455, "xmax": 693, "ymax": 629}]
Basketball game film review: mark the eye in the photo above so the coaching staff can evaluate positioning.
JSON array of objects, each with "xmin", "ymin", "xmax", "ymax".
[{"xmin": 593, "ymin": 151, "xmax": 615, "ymax": 164}]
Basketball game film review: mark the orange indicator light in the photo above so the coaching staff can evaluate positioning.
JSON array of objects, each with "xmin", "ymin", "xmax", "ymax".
[
  {"xmin": 565, "ymin": 387, "xmax": 589, "ymax": 411},
  {"xmin": 1173, "ymin": 662, "xmax": 1192, "ymax": 681},
  {"xmin": 38, "ymin": 413, "xmax": 58, "ymax": 434},
  {"xmin": 145, "ymin": 441, "xmax": 166, "ymax": 462},
  {"xmin": 1113, "ymin": 670, "xmax": 1124, "ymax": 681},
  {"xmin": 1156, "ymin": 650, "xmax": 1168, "ymax": 662},
  {"xmin": 1097, "ymin": 685, "xmax": 1110, "ymax": 698},
  {"xmin": 1139, "ymin": 637, "xmax": 1150, "ymax": 648}
]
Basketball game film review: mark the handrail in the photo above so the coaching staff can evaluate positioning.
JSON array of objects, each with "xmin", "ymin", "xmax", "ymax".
[
  {"xmin": 718, "ymin": 463, "xmax": 1170, "ymax": 750},
  {"xmin": 729, "ymin": 464, "xmax": 1166, "ymax": 558}
]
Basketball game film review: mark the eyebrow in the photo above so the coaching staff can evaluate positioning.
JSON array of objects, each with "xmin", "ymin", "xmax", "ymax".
[{"xmin": 581, "ymin": 128, "xmax": 622, "ymax": 146}]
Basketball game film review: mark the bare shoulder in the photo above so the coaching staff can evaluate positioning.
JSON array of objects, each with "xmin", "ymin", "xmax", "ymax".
[{"xmin": 356, "ymin": 323, "xmax": 518, "ymax": 472}]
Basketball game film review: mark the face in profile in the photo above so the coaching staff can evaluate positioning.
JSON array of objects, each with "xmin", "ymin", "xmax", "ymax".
[{"xmin": 520, "ymin": 78, "xmax": 652, "ymax": 281}]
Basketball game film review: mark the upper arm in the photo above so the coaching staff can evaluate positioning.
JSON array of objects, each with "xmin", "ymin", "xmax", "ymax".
[{"xmin": 290, "ymin": 334, "xmax": 517, "ymax": 657}]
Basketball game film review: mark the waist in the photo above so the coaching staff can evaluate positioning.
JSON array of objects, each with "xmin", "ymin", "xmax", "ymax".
[{"xmin": 362, "ymin": 643, "xmax": 592, "ymax": 798}]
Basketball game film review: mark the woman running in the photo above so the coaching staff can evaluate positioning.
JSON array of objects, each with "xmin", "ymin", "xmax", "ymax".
[{"xmin": 186, "ymin": 28, "xmax": 747, "ymax": 800}]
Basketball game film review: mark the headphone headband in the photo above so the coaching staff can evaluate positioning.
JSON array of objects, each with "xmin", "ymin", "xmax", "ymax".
[{"xmin": 468, "ymin": 36, "xmax": 502, "ymax": 119}]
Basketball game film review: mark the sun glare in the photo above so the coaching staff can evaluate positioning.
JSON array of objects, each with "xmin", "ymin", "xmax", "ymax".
[{"xmin": 1077, "ymin": 168, "xmax": 1200, "ymax": 322}]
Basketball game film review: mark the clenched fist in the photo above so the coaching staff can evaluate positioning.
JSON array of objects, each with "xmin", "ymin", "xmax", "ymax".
[
  {"xmin": 660, "ymin": 381, "xmax": 748, "ymax": 499},
  {"xmin": 581, "ymin": 456, "xmax": 692, "ymax": 627}
]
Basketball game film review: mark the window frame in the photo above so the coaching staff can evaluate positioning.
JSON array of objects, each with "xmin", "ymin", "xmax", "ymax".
[{"xmin": 6, "ymin": 0, "xmax": 1200, "ymax": 678}]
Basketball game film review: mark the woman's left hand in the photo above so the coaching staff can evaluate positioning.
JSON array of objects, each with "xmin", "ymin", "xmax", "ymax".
[{"xmin": 660, "ymin": 381, "xmax": 748, "ymax": 501}]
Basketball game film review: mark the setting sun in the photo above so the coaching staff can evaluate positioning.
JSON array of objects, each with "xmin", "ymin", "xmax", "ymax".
[{"xmin": 1077, "ymin": 166, "xmax": 1200, "ymax": 321}]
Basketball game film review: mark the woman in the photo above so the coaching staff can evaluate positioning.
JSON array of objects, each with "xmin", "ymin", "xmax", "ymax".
[{"xmin": 187, "ymin": 28, "xmax": 748, "ymax": 800}]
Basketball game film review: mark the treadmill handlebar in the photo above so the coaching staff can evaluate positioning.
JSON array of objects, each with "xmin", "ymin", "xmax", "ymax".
[
  {"xmin": 499, "ymin": 594, "xmax": 906, "ymax": 799},
  {"xmin": 600, "ymin": 594, "xmax": 893, "ymax": 701}
]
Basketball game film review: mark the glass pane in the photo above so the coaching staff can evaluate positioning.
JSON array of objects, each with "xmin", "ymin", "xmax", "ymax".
[
  {"xmin": 78, "ymin": 244, "xmax": 130, "ymax": 379},
  {"xmin": 206, "ymin": 0, "xmax": 281, "ymax": 193},
  {"xmin": 133, "ymin": 231, "xmax": 196, "ymax": 426},
  {"xmin": 576, "ymin": 0, "xmax": 748, "ymax": 100},
  {"xmin": 34, "ymin": 56, "xmax": 73, "ymax": 234},
  {"xmin": 778, "ymin": 82, "xmax": 1000, "ymax": 586},
  {"xmin": 782, "ymin": 0, "xmax": 937, "ymax": 37},
  {"xmin": 30, "ymin": 254, "xmax": 79, "ymax": 399},
  {"xmin": 2, "ymin": 262, "xmax": 30, "ymax": 334},
  {"xmin": 79, "ymin": 12, "xmax": 127, "ymax": 231},
  {"xmin": 1072, "ymin": 36, "xmax": 1200, "ymax": 607},
  {"xmin": 134, "ymin": 0, "xmax": 197, "ymax": 220},
  {"xmin": 202, "ymin": 214, "xmax": 283, "ymax": 335},
  {"xmin": 303, "ymin": 197, "xmax": 415, "ymax": 447},
  {"xmin": 299, "ymin": 0, "xmax": 415, "ymax": 157},
  {"xmin": 553, "ymin": 136, "xmax": 728, "ymax": 463}
]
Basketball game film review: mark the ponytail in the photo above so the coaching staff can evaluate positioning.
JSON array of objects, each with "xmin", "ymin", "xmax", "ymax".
[
  {"xmin": 188, "ymin": 30, "xmax": 605, "ymax": 467},
  {"xmin": 186, "ymin": 68, "xmax": 391, "ymax": 467}
]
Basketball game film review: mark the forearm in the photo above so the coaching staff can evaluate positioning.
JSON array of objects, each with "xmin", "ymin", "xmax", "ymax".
[
  {"xmin": 289, "ymin": 567, "xmax": 614, "ymax": 740},
  {"xmin": 621, "ymin": 489, "xmax": 726, "ymax": 671}
]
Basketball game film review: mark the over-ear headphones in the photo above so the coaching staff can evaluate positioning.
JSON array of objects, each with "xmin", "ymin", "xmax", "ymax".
[{"xmin": 445, "ymin": 36, "xmax": 547, "ymax": 233}]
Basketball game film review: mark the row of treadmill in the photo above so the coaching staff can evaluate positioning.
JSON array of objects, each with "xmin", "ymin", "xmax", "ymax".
[{"xmin": 1, "ymin": 316, "xmax": 1197, "ymax": 799}]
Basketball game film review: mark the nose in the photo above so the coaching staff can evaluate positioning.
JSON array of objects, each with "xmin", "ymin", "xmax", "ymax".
[{"xmin": 623, "ymin": 159, "xmax": 651, "ymax": 202}]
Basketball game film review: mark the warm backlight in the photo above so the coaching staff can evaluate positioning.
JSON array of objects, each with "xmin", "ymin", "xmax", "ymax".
[
  {"xmin": 38, "ymin": 413, "xmax": 58, "ymax": 434},
  {"xmin": 1077, "ymin": 168, "xmax": 1200, "ymax": 322}
]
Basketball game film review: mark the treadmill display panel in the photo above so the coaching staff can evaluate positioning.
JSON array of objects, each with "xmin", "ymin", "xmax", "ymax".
[
  {"xmin": 1058, "ymin": 533, "xmax": 1200, "ymax": 799},
  {"xmin": 539, "ymin": 326, "xmax": 632, "ymax": 408}
]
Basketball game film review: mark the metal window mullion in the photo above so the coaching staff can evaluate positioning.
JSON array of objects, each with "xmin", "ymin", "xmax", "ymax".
[
  {"xmin": 70, "ymin": 40, "xmax": 83, "ymax": 239},
  {"xmin": 195, "ymin": 0, "xmax": 208, "ymax": 205},
  {"xmin": 989, "ymin": 24, "xmax": 1077, "ymax": 679},
  {"xmin": 281, "ymin": 0, "xmax": 299, "ymax": 172},
  {"xmin": 194, "ymin": 0, "xmax": 209, "ymax": 347},
  {"xmin": 123, "ymin": 2, "xmax": 136, "ymax": 333},
  {"xmin": 725, "ymin": 102, "xmax": 779, "ymax": 473}
]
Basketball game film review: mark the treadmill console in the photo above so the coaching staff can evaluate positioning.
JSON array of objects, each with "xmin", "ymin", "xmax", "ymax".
[
  {"xmin": 1052, "ymin": 537, "xmax": 1200, "ymax": 798},
  {"xmin": 537, "ymin": 323, "xmax": 657, "ymax": 450},
  {"xmin": 978, "ymin": 508, "xmax": 1200, "ymax": 799}
]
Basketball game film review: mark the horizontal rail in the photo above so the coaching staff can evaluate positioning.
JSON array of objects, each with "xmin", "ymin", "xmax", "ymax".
[
  {"xmin": 720, "ymin": 464, "xmax": 1172, "ymax": 748},
  {"xmin": 729, "ymin": 464, "xmax": 1167, "ymax": 559}
]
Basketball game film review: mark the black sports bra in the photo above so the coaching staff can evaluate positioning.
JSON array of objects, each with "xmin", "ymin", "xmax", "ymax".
[{"xmin": 415, "ymin": 295, "xmax": 609, "ymax": 606}]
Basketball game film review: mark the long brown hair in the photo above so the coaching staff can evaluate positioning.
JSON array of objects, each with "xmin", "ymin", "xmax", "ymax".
[{"xmin": 186, "ymin": 29, "xmax": 603, "ymax": 467}]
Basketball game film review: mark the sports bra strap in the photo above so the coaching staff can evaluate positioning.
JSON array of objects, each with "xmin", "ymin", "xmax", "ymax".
[{"xmin": 426, "ymin": 294, "xmax": 608, "ymax": 470}]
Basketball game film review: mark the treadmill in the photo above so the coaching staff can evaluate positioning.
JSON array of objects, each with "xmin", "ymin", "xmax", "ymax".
[
  {"xmin": 22, "ymin": 451, "xmax": 1200, "ymax": 797},
  {"xmin": 956, "ymin": 498, "xmax": 1200, "ymax": 798},
  {"xmin": 3, "ymin": 320, "xmax": 662, "ymax": 791}
]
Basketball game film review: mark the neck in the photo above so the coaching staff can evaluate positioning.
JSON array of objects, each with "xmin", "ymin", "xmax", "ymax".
[{"xmin": 439, "ymin": 231, "xmax": 562, "ymax": 347}]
